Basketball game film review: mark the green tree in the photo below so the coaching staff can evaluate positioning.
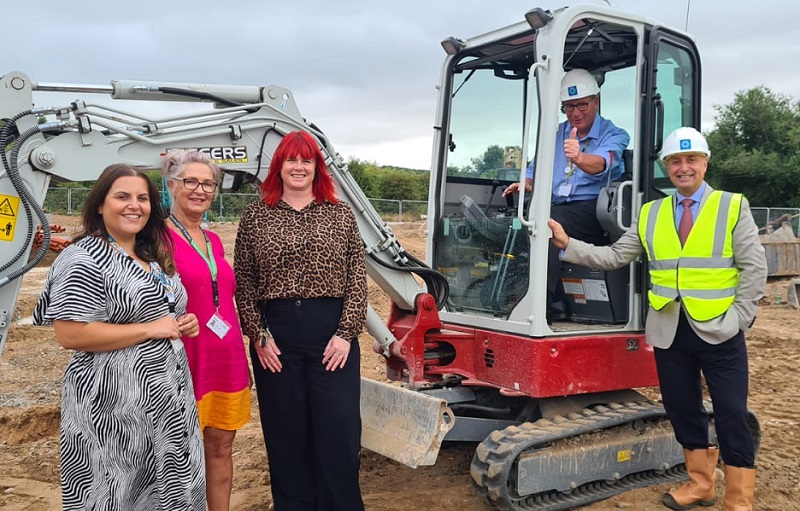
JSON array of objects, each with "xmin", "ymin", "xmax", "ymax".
[
  {"xmin": 469, "ymin": 145, "xmax": 505, "ymax": 177},
  {"xmin": 347, "ymin": 157, "xmax": 428, "ymax": 200},
  {"xmin": 705, "ymin": 86, "xmax": 800, "ymax": 207},
  {"xmin": 378, "ymin": 172, "xmax": 422, "ymax": 200},
  {"xmin": 708, "ymin": 87, "xmax": 797, "ymax": 157},
  {"xmin": 347, "ymin": 158, "xmax": 380, "ymax": 198}
]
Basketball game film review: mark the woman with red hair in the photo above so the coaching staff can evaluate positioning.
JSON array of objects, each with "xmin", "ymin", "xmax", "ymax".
[{"xmin": 235, "ymin": 130, "xmax": 367, "ymax": 511}]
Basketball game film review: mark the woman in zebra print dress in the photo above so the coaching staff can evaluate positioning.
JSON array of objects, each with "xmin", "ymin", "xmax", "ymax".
[{"xmin": 34, "ymin": 164, "xmax": 206, "ymax": 510}]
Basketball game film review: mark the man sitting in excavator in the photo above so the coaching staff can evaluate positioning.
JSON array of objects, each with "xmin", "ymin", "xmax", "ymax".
[{"xmin": 503, "ymin": 68, "xmax": 630, "ymax": 322}]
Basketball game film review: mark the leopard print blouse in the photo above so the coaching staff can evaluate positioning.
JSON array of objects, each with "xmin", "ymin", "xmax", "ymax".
[{"xmin": 234, "ymin": 198, "xmax": 367, "ymax": 344}]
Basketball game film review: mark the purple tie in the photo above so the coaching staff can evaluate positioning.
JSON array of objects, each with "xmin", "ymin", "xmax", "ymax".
[{"xmin": 678, "ymin": 198, "xmax": 695, "ymax": 246}]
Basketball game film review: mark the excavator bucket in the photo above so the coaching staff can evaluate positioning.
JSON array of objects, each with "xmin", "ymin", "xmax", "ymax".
[{"xmin": 360, "ymin": 378, "xmax": 454, "ymax": 468}]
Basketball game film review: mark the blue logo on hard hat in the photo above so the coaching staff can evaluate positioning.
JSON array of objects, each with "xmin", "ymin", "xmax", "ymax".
[
  {"xmin": 568, "ymin": 85, "xmax": 578, "ymax": 97},
  {"xmin": 679, "ymin": 139, "xmax": 692, "ymax": 150}
]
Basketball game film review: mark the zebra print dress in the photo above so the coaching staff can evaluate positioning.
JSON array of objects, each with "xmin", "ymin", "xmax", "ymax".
[{"xmin": 33, "ymin": 235, "xmax": 206, "ymax": 510}]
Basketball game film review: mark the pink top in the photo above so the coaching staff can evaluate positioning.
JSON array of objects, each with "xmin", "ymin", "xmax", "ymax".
[{"xmin": 169, "ymin": 228, "xmax": 250, "ymax": 431}]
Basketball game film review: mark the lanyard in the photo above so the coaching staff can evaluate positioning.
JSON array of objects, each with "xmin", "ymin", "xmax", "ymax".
[
  {"xmin": 170, "ymin": 215, "xmax": 219, "ymax": 309},
  {"xmin": 565, "ymin": 138, "xmax": 592, "ymax": 183},
  {"xmin": 107, "ymin": 235, "xmax": 176, "ymax": 316}
]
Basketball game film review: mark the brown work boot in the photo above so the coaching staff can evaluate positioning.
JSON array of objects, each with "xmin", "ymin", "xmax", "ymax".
[
  {"xmin": 724, "ymin": 466, "xmax": 756, "ymax": 511},
  {"xmin": 662, "ymin": 447, "xmax": 719, "ymax": 510}
]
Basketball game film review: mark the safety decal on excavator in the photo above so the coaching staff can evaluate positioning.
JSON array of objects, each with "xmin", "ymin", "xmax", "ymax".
[
  {"xmin": 0, "ymin": 194, "xmax": 20, "ymax": 242},
  {"xmin": 562, "ymin": 278, "xmax": 586, "ymax": 304},
  {"xmin": 617, "ymin": 449, "xmax": 632, "ymax": 462}
]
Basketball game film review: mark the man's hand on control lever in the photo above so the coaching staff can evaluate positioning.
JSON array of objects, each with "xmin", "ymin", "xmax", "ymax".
[{"xmin": 502, "ymin": 179, "xmax": 532, "ymax": 197}]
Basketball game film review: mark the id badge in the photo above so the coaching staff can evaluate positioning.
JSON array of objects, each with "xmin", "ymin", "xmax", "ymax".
[
  {"xmin": 207, "ymin": 312, "xmax": 232, "ymax": 339},
  {"xmin": 557, "ymin": 183, "xmax": 572, "ymax": 197}
]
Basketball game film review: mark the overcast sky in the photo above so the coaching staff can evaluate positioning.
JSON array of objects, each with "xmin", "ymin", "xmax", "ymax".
[{"xmin": 5, "ymin": 1, "xmax": 799, "ymax": 169}]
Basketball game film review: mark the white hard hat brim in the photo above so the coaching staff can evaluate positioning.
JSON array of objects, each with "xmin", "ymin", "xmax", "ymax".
[{"xmin": 661, "ymin": 150, "xmax": 711, "ymax": 161}]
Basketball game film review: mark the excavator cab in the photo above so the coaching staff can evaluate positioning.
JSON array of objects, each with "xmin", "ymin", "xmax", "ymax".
[{"xmin": 429, "ymin": 5, "xmax": 702, "ymax": 339}]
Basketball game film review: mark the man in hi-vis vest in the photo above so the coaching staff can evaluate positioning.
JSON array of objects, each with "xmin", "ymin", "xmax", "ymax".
[{"xmin": 548, "ymin": 127, "xmax": 766, "ymax": 511}]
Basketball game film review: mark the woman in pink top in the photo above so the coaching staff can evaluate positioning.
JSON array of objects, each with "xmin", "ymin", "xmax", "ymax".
[{"xmin": 162, "ymin": 150, "xmax": 251, "ymax": 511}]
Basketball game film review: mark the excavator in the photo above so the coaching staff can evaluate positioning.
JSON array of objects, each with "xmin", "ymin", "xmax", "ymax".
[{"xmin": 0, "ymin": 3, "xmax": 760, "ymax": 510}]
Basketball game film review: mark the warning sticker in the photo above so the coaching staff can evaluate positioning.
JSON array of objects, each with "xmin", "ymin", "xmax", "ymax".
[
  {"xmin": 562, "ymin": 277, "xmax": 584, "ymax": 295},
  {"xmin": 583, "ymin": 279, "xmax": 610, "ymax": 302},
  {"xmin": 562, "ymin": 277, "xmax": 587, "ymax": 304},
  {"xmin": 0, "ymin": 194, "xmax": 20, "ymax": 242}
]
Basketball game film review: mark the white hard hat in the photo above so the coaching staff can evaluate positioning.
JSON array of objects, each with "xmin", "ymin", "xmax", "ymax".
[
  {"xmin": 560, "ymin": 69, "xmax": 600, "ymax": 101},
  {"xmin": 660, "ymin": 127, "xmax": 711, "ymax": 161}
]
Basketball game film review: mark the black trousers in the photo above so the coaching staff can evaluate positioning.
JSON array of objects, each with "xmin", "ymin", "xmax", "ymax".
[
  {"xmin": 250, "ymin": 297, "xmax": 364, "ymax": 511},
  {"xmin": 654, "ymin": 310, "xmax": 755, "ymax": 468},
  {"xmin": 548, "ymin": 199, "xmax": 609, "ymax": 306}
]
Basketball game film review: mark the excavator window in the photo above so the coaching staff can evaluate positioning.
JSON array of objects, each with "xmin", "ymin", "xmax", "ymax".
[
  {"xmin": 434, "ymin": 19, "xmax": 641, "ymax": 323},
  {"xmin": 650, "ymin": 41, "xmax": 699, "ymax": 198}
]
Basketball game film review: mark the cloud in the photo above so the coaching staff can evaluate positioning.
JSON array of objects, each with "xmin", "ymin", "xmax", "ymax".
[{"xmin": 4, "ymin": 0, "xmax": 799, "ymax": 169}]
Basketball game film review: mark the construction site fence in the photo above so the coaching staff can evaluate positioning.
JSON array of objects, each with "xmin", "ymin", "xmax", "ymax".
[
  {"xmin": 750, "ymin": 207, "xmax": 800, "ymax": 238},
  {"xmin": 43, "ymin": 189, "xmax": 794, "ymax": 234},
  {"xmin": 42, "ymin": 188, "xmax": 429, "ymax": 224}
]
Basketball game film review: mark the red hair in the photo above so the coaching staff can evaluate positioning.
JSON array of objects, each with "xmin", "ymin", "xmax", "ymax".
[{"xmin": 261, "ymin": 130, "xmax": 338, "ymax": 206}]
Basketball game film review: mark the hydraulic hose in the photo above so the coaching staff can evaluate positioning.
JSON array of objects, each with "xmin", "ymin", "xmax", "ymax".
[
  {"xmin": 0, "ymin": 124, "xmax": 52, "ymax": 287},
  {"xmin": 404, "ymin": 251, "xmax": 450, "ymax": 309},
  {"xmin": 367, "ymin": 250, "xmax": 450, "ymax": 310},
  {"xmin": 157, "ymin": 86, "xmax": 243, "ymax": 108},
  {"xmin": 0, "ymin": 110, "xmax": 32, "ymax": 177},
  {"xmin": 0, "ymin": 112, "xmax": 37, "ymax": 274},
  {"xmin": 157, "ymin": 87, "xmax": 259, "ymax": 114}
]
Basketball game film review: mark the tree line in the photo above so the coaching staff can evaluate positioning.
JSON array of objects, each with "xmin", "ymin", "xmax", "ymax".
[
  {"xmin": 346, "ymin": 159, "xmax": 429, "ymax": 201},
  {"xmin": 34, "ymin": 86, "xmax": 800, "ymax": 208},
  {"xmin": 705, "ymin": 86, "xmax": 800, "ymax": 207}
]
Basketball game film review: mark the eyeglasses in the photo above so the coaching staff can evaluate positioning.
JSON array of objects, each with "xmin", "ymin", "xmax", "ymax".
[
  {"xmin": 561, "ymin": 99, "xmax": 594, "ymax": 114},
  {"xmin": 172, "ymin": 177, "xmax": 217, "ymax": 193}
]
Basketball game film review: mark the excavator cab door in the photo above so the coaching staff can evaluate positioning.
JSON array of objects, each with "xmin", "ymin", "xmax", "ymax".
[
  {"xmin": 641, "ymin": 27, "xmax": 702, "ymax": 202},
  {"xmin": 638, "ymin": 26, "xmax": 702, "ymax": 323}
]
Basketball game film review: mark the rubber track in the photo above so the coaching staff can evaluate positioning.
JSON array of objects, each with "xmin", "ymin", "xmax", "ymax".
[{"xmin": 470, "ymin": 400, "xmax": 688, "ymax": 511}]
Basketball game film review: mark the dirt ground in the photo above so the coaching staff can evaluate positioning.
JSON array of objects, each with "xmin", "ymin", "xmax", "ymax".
[{"xmin": 1, "ymin": 216, "xmax": 799, "ymax": 511}]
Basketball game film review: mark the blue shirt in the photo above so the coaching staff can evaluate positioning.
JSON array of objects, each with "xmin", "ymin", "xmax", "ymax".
[
  {"xmin": 526, "ymin": 115, "xmax": 630, "ymax": 204},
  {"xmin": 674, "ymin": 181, "xmax": 706, "ymax": 226}
]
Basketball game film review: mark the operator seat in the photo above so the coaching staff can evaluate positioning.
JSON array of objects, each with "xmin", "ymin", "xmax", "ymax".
[{"xmin": 595, "ymin": 148, "xmax": 633, "ymax": 242}]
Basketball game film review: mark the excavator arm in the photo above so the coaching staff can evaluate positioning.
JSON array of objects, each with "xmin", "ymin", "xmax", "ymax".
[{"xmin": 0, "ymin": 71, "xmax": 453, "ymax": 467}]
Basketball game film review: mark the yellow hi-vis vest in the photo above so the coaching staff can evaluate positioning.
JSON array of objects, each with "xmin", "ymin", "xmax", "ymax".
[{"xmin": 638, "ymin": 191, "xmax": 743, "ymax": 321}]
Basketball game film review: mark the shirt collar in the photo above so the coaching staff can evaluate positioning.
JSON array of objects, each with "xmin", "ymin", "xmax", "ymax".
[
  {"xmin": 567, "ymin": 113, "xmax": 603, "ymax": 141},
  {"xmin": 676, "ymin": 181, "xmax": 707, "ymax": 205},
  {"xmin": 276, "ymin": 198, "xmax": 321, "ymax": 211}
]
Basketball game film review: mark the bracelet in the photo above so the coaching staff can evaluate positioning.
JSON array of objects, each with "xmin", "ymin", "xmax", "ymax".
[{"xmin": 258, "ymin": 326, "xmax": 273, "ymax": 347}]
